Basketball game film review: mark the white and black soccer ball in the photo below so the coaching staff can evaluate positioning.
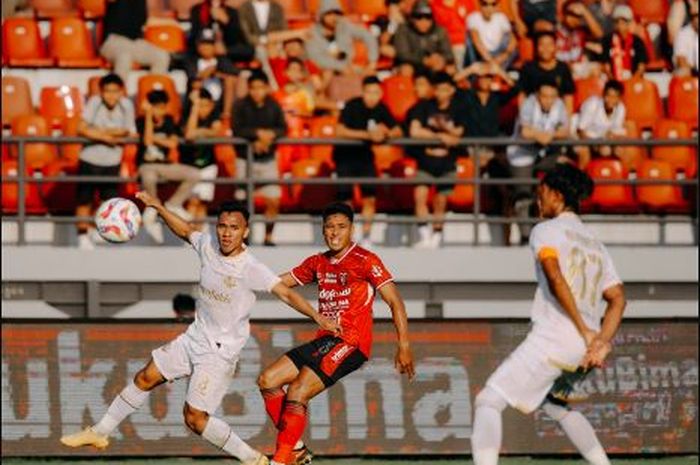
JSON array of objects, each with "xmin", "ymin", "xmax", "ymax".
[{"xmin": 94, "ymin": 197, "xmax": 142, "ymax": 243}]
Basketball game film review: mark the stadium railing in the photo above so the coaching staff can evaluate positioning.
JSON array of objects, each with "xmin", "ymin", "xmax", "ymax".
[{"xmin": 1, "ymin": 135, "xmax": 698, "ymax": 245}]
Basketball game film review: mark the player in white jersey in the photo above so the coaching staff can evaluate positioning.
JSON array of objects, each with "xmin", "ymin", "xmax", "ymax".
[
  {"xmin": 471, "ymin": 164, "xmax": 627, "ymax": 465},
  {"xmin": 61, "ymin": 192, "xmax": 340, "ymax": 465}
]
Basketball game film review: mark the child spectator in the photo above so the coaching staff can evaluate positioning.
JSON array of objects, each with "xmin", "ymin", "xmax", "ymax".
[
  {"xmin": 138, "ymin": 90, "xmax": 200, "ymax": 244},
  {"xmin": 393, "ymin": 1, "xmax": 454, "ymax": 73},
  {"xmin": 465, "ymin": 0, "xmax": 517, "ymax": 68},
  {"xmin": 75, "ymin": 74, "xmax": 136, "ymax": 250},
  {"xmin": 232, "ymin": 71, "xmax": 287, "ymax": 246},
  {"xmin": 189, "ymin": 0, "xmax": 255, "ymax": 63},
  {"xmin": 600, "ymin": 5, "xmax": 648, "ymax": 80},
  {"xmin": 576, "ymin": 79, "xmax": 626, "ymax": 167},
  {"xmin": 334, "ymin": 76, "xmax": 402, "ymax": 247},
  {"xmin": 181, "ymin": 89, "xmax": 223, "ymax": 232}
]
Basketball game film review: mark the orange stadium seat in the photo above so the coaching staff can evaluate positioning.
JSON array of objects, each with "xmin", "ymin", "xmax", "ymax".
[
  {"xmin": 169, "ymin": 0, "xmax": 204, "ymax": 19},
  {"xmin": 119, "ymin": 144, "xmax": 140, "ymax": 198},
  {"xmin": 290, "ymin": 157, "xmax": 336, "ymax": 212},
  {"xmin": 307, "ymin": 115, "xmax": 338, "ymax": 167},
  {"xmin": 144, "ymin": 24, "xmax": 187, "ymax": 53},
  {"xmin": 1, "ymin": 160, "xmax": 49, "ymax": 215},
  {"xmin": 60, "ymin": 116, "xmax": 82, "ymax": 166},
  {"xmin": 517, "ymin": 37, "xmax": 534, "ymax": 66},
  {"xmin": 276, "ymin": 0, "xmax": 309, "ymax": 18},
  {"xmin": 586, "ymin": 158, "xmax": 637, "ymax": 212},
  {"xmin": 2, "ymin": 18, "xmax": 54, "ymax": 67},
  {"xmin": 652, "ymin": 119, "xmax": 695, "ymax": 175},
  {"xmin": 448, "ymin": 157, "xmax": 475, "ymax": 212},
  {"xmin": 49, "ymin": 17, "xmax": 104, "ymax": 68},
  {"xmin": 2, "ymin": 76, "xmax": 34, "ymax": 128},
  {"xmin": 382, "ymin": 75, "xmax": 417, "ymax": 122},
  {"xmin": 387, "ymin": 157, "xmax": 418, "ymax": 212},
  {"xmin": 636, "ymin": 159, "xmax": 689, "ymax": 213},
  {"xmin": 39, "ymin": 86, "xmax": 84, "ymax": 128},
  {"xmin": 616, "ymin": 120, "xmax": 647, "ymax": 172},
  {"xmin": 623, "ymin": 77, "xmax": 663, "ymax": 131},
  {"xmin": 137, "ymin": 74, "xmax": 182, "ymax": 122},
  {"xmin": 573, "ymin": 76, "xmax": 605, "ymax": 113},
  {"xmin": 628, "ymin": 0, "xmax": 669, "ymax": 24},
  {"xmin": 29, "ymin": 0, "xmax": 78, "ymax": 17},
  {"xmin": 354, "ymin": 0, "xmax": 387, "ymax": 20},
  {"xmin": 668, "ymin": 76, "xmax": 699, "ymax": 128},
  {"xmin": 78, "ymin": 0, "xmax": 106, "ymax": 18},
  {"xmin": 373, "ymin": 145, "xmax": 403, "ymax": 173},
  {"xmin": 10, "ymin": 115, "xmax": 59, "ymax": 170}
]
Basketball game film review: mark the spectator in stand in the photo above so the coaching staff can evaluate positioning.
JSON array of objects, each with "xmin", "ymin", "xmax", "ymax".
[
  {"xmin": 407, "ymin": 71, "xmax": 466, "ymax": 248},
  {"xmin": 510, "ymin": 0, "xmax": 557, "ymax": 38},
  {"xmin": 172, "ymin": 293, "xmax": 196, "ymax": 322},
  {"xmin": 600, "ymin": 5, "xmax": 648, "ymax": 81},
  {"xmin": 334, "ymin": 76, "xmax": 402, "ymax": 247},
  {"xmin": 138, "ymin": 90, "xmax": 200, "ymax": 244},
  {"xmin": 518, "ymin": 30, "xmax": 575, "ymax": 114},
  {"xmin": 674, "ymin": 1, "xmax": 698, "ymax": 75},
  {"xmin": 556, "ymin": 0, "xmax": 604, "ymax": 78},
  {"xmin": 508, "ymin": 77, "xmax": 569, "ymax": 243},
  {"xmin": 576, "ymin": 79, "xmax": 627, "ymax": 167},
  {"xmin": 75, "ymin": 74, "xmax": 136, "ymax": 251},
  {"xmin": 189, "ymin": 0, "xmax": 255, "ymax": 63},
  {"xmin": 465, "ymin": 0, "xmax": 517, "ymax": 69},
  {"xmin": 181, "ymin": 88, "xmax": 223, "ymax": 233},
  {"xmin": 583, "ymin": 0, "xmax": 615, "ymax": 36},
  {"xmin": 393, "ymin": 1, "xmax": 454, "ymax": 73},
  {"xmin": 2, "ymin": 0, "xmax": 30, "ymax": 19},
  {"xmin": 430, "ymin": 0, "xmax": 475, "ymax": 70},
  {"xmin": 100, "ymin": 0, "xmax": 170, "ymax": 82},
  {"xmin": 269, "ymin": 38, "xmax": 322, "ymax": 90},
  {"xmin": 232, "ymin": 71, "xmax": 287, "ymax": 246},
  {"xmin": 669, "ymin": 0, "xmax": 698, "ymax": 45},
  {"xmin": 183, "ymin": 28, "xmax": 239, "ymax": 120},
  {"xmin": 306, "ymin": 0, "xmax": 379, "ymax": 80},
  {"xmin": 403, "ymin": 71, "xmax": 434, "ymax": 161}
]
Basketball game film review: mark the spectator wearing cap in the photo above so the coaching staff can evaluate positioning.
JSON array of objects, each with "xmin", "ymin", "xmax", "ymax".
[
  {"xmin": 183, "ymin": 28, "xmax": 239, "ymax": 119},
  {"xmin": 600, "ymin": 5, "xmax": 648, "ymax": 81},
  {"xmin": 232, "ymin": 71, "xmax": 287, "ymax": 246},
  {"xmin": 576, "ymin": 79, "xmax": 627, "ymax": 167},
  {"xmin": 334, "ymin": 76, "xmax": 403, "ymax": 247},
  {"xmin": 510, "ymin": 0, "xmax": 557, "ymax": 39},
  {"xmin": 100, "ymin": 0, "xmax": 170, "ymax": 82},
  {"xmin": 189, "ymin": 0, "xmax": 255, "ymax": 63},
  {"xmin": 393, "ymin": 1, "xmax": 455, "ymax": 73},
  {"xmin": 518, "ymin": 30, "xmax": 576, "ymax": 114},
  {"xmin": 556, "ymin": 0, "xmax": 604, "ymax": 78},
  {"xmin": 674, "ymin": 0, "xmax": 698, "ymax": 75},
  {"xmin": 464, "ymin": 0, "xmax": 517, "ymax": 69}
]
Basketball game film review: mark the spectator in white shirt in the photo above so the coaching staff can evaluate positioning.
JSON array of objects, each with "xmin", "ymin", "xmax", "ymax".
[
  {"xmin": 465, "ymin": 0, "xmax": 517, "ymax": 68},
  {"xmin": 576, "ymin": 79, "xmax": 626, "ymax": 166},
  {"xmin": 674, "ymin": 1, "xmax": 698, "ymax": 75}
]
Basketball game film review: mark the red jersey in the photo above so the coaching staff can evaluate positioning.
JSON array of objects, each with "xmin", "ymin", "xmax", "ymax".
[{"xmin": 291, "ymin": 243, "xmax": 393, "ymax": 357}]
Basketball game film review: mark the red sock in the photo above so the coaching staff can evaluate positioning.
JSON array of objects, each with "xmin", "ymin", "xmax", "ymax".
[
  {"xmin": 273, "ymin": 400, "xmax": 307, "ymax": 464},
  {"xmin": 261, "ymin": 387, "xmax": 285, "ymax": 427}
]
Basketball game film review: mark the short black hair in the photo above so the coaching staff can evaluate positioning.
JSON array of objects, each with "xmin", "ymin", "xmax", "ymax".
[
  {"xmin": 248, "ymin": 69, "xmax": 270, "ymax": 85},
  {"xmin": 431, "ymin": 71, "xmax": 454, "ymax": 86},
  {"xmin": 322, "ymin": 201, "xmax": 354, "ymax": 223},
  {"xmin": 198, "ymin": 88, "xmax": 213, "ymax": 100},
  {"xmin": 362, "ymin": 75, "xmax": 381, "ymax": 87},
  {"xmin": 218, "ymin": 201, "xmax": 250, "ymax": 223},
  {"xmin": 604, "ymin": 79, "xmax": 624, "ymax": 95},
  {"xmin": 147, "ymin": 89, "xmax": 169, "ymax": 105},
  {"xmin": 537, "ymin": 76, "xmax": 559, "ymax": 92},
  {"xmin": 534, "ymin": 30, "xmax": 557, "ymax": 44},
  {"xmin": 413, "ymin": 70, "xmax": 432, "ymax": 82},
  {"xmin": 99, "ymin": 73, "xmax": 124, "ymax": 89},
  {"xmin": 173, "ymin": 293, "xmax": 196, "ymax": 311},
  {"xmin": 541, "ymin": 163, "xmax": 593, "ymax": 212}
]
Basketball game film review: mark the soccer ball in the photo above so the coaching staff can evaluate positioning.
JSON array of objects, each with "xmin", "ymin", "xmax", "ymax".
[{"xmin": 94, "ymin": 198, "xmax": 142, "ymax": 243}]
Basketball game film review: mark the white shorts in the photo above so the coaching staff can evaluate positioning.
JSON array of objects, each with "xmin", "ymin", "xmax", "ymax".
[
  {"xmin": 191, "ymin": 164, "xmax": 219, "ymax": 202},
  {"xmin": 485, "ymin": 322, "xmax": 586, "ymax": 414},
  {"xmin": 152, "ymin": 332, "xmax": 237, "ymax": 414}
]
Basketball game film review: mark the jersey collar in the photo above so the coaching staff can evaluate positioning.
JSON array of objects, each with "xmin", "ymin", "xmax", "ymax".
[{"xmin": 329, "ymin": 242, "xmax": 356, "ymax": 264}]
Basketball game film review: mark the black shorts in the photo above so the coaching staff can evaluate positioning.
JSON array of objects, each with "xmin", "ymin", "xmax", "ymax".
[
  {"xmin": 334, "ymin": 160, "xmax": 377, "ymax": 200},
  {"xmin": 76, "ymin": 160, "xmax": 120, "ymax": 205},
  {"xmin": 285, "ymin": 335, "xmax": 367, "ymax": 387}
]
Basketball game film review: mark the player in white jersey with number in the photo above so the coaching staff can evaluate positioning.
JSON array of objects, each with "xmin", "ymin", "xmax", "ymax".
[
  {"xmin": 61, "ymin": 192, "xmax": 339, "ymax": 465},
  {"xmin": 471, "ymin": 164, "xmax": 627, "ymax": 465}
]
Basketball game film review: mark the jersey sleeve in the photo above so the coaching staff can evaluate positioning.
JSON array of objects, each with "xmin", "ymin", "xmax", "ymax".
[
  {"xmin": 529, "ymin": 222, "xmax": 563, "ymax": 261},
  {"xmin": 290, "ymin": 254, "xmax": 318, "ymax": 286},
  {"xmin": 365, "ymin": 253, "xmax": 394, "ymax": 290},
  {"xmin": 189, "ymin": 230, "xmax": 208, "ymax": 256},
  {"xmin": 600, "ymin": 245, "xmax": 623, "ymax": 291},
  {"xmin": 246, "ymin": 260, "xmax": 282, "ymax": 292}
]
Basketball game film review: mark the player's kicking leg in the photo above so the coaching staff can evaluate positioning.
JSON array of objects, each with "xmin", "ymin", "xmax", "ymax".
[{"xmin": 60, "ymin": 358, "xmax": 165, "ymax": 449}]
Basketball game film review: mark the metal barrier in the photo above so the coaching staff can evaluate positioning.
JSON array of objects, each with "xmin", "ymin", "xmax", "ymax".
[{"xmin": 1, "ymin": 135, "xmax": 698, "ymax": 245}]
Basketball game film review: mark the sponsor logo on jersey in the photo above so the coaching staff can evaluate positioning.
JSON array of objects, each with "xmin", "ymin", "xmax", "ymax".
[
  {"xmin": 318, "ymin": 288, "xmax": 352, "ymax": 300},
  {"xmin": 371, "ymin": 265, "xmax": 383, "ymax": 278},
  {"xmin": 339, "ymin": 272, "xmax": 348, "ymax": 286},
  {"xmin": 223, "ymin": 275, "xmax": 237, "ymax": 288}
]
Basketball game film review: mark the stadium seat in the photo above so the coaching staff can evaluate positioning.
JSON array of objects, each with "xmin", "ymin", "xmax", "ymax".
[
  {"xmin": 623, "ymin": 77, "xmax": 663, "ymax": 130},
  {"xmin": 290, "ymin": 158, "xmax": 336, "ymax": 213},
  {"xmin": 616, "ymin": 120, "xmax": 647, "ymax": 172},
  {"xmin": 10, "ymin": 114, "xmax": 59, "ymax": 170},
  {"xmin": 636, "ymin": 159, "xmax": 689, "ymax": 213},
  {"xmin": 136, "ymin": 74, "xmax": 182, "ymax": 122},
  {"xmin": 448, "ymin": 157, "xmax": 475, "ymax": 212},
  {"xmin": 60, "ymin": 116, "xmax": 82, "ymax": 166},
  {"xmin": 573, "ymin": 76, "xmax": 605, "ymax": 113},
  {"xmin": 516, "ymin": 37, "xmax": 534, "ymax": 66},
  {"xmin": 78, "ymin": 0, "xmax": 106, "ymax": 18},
  {"xmin": 119, "ymin": 144, "xmax": 140, "ymax": 198},
  {"xmin": 354, "ymin": 0, "xmax": 387, "ymax": 20},
  {"xmin": 2, "ymin": 18, "xmax": 54, "ymax": 67},
  {"xmin": 275, "ymin": 0, "xmax": 309, "ymax": 18},
  {"xmin": 29, "ymin": 0, "xmax": 78, "ymax": 17},
  {"xmin": 586, "ymin": 158, "xmax": 638, "ymax": 212},
  {"xmin": 144, "ymin": 24, "xmax": 187, "ymax": 53},
  {"xmin": 381, "ymin": 75, "xmax": 417, "ymax": 122},
  {"xmin": 49, "ymin": 17, "xmax": 104, "ymax": 68},
  {"xmin": 628, "ymin": 0, "xmax": 669, "ymax": 24},
  {"xmin": 387, "ymin": 157, "xmax": 418, "ymax": 212},
  {"xmin": 2, "ymin": 76, "xmax": 34, "ymax": 128},
  {"xmin": 373, "ymin": 145, "xmax": 403, "ymax": 173},
  {"xmin": 668, "ymin": 76, "xmax": 699, "ymax": 128},
  {"xmin": 1, "ymin": 160, "xmax": 49, "ymax": 215},
  {"xmin": 39, "ymin": 86, "xmax": 84, "ymax": 128},
  {"xmin": 307, "ymin": 115, "xmax": 338, "ymax": 168},
  {"xmin": 652, "ymin": 119, "xmax": 695, "ymax": 175}
]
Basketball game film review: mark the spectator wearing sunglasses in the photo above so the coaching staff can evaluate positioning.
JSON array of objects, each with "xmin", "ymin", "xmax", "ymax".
[
  {"xmin": 393, "ymin": 0, "xmax": 454, "ymax": 73},
  {"xmin": 465, "ymin": 0, "xmax": 517, "ymax": 69}
]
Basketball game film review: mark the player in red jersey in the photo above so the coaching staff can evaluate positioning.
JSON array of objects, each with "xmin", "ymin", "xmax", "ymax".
[{"xmin": 257, "ymin": 202, "xmax": 415, "ymax": 465}]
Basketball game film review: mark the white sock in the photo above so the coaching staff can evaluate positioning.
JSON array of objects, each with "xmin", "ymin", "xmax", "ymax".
[
  {"xmin": 471, "ymin": 387, "xmax": 507, "ymax": 465},
  {"xmin": 93, "ymin": 381, "xmax": 149, "ymax": 436},
  {"xmin": 543, "ymin": 402, "xmax": 610, "ymax": 465},
  {"xmin": 202, "ymin": 416, "xmax": 258, "ymax": 462}
]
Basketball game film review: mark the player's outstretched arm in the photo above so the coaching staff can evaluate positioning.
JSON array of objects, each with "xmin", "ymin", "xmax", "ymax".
[
  {"xmin": 135, "ymin": 191, "xmax": 195, "ymax": 242},
  {"xmin": 270, "ymin": 282, "xmax": 341, "ymax": 335},
  {"xmin": 582, "ymin": 284, "xmax": 626, "ymax": 369},
  {"xmin": 379, "ymin": 282, "xmax": 415, "ymax": 381},
  {"xmin": 278, "ymin": 272, "xmax": 300, "ymax": 288}
]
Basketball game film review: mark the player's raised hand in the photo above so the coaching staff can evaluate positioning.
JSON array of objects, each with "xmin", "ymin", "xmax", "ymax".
[
  {"xmin": 395, "ymin": 345, "xmax": 415, "ymax": 381},
  {"xmin": 316, "ymin": 314, "xmax": 342, "ymax": 336},
  {"xmin": 135, "ymin": 191, "xmax": 162, "ymax": 209},
  {"xmin": 582, "ymin": 337, "xmax": 612, "ymax": 369}
]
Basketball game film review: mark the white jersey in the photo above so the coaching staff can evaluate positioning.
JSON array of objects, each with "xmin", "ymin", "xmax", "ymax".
[
  {"xmin": 185, "ymin": 231, "xmax": 281, "ymax": 358},
  {"xmin": 529, "ymin": 212, "xmax": 621, "ymax": 333}
]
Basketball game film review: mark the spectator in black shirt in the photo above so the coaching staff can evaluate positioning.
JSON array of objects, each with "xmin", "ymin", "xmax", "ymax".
[
  {"xmin": 182, "ymin": 88, "xmax": 223, "ymax": 232},
  {"xmin": 334, "ymin": 76, "xmax": 402, "ymax": 247},
  {"xmin": 138, "ymin": 90, "xmax": 200, "ymax": 244},
  {"xmin": 189, "ymin": 0, "xmax": 255, "ymax": 63},
  {"xmin": 232, "ymin": 70, "xmax": 287, "ymax": 245},
  {"xmin": 407, "ymin": 71, "xmax": 466, "ymax": 248},
  {"xmin": 99, "ymin": 0, "xmax": 170, "ymax": 82},
  {"xmin": 518, "ymin": 31, "xmax": 575, "ymax": 114}
]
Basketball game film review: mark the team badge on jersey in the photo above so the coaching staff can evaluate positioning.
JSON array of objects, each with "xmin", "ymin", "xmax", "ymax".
[
  {"xmin": 223, "ymin": 275, "xmax": 237, "ymax": 288},
  {"xmin": 339, "ymin": 272, "xmax": 348, "ymax": 286}
]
